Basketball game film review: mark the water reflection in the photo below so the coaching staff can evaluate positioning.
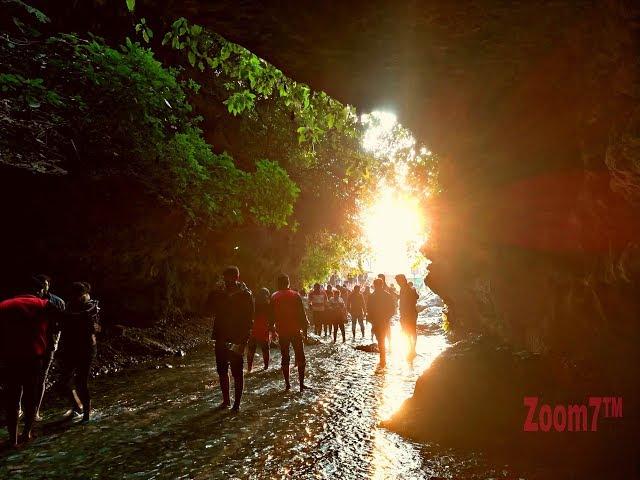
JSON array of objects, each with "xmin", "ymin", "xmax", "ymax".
[
  {"xmin": 377, "ymin": 322, "xmax": 448, "ymax": 421},
  {"xmin": 1, "ymin": 295, "xmax": 458, "ymax": 479},
  {"xmin": 370, "ymin": 319, "xmax": 448, "ymax": 479}
]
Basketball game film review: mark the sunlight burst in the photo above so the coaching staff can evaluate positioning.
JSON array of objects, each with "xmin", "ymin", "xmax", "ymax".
[{"xmin": 361, "ymin": 187, "xmax": 426, "ymax": 274}]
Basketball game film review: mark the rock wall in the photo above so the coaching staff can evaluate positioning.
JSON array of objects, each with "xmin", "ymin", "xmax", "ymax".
[{"xmin": 422, "ymin": 1, "xmax": 640, "ymax": 370}]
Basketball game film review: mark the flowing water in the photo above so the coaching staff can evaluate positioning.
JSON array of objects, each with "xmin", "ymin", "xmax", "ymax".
[{"xmin": 0, "ymin": 291, "xmax": 512, "ymax": 479}]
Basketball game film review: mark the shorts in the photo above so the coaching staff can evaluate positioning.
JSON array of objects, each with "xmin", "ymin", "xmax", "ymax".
[{"xmin": 279, "ymin": 334, "xmax": 305, "ymax": 368}]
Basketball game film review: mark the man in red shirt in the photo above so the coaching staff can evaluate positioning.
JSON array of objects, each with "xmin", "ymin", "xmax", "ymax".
[
  {"xmin": 0, "ymin": 277, "xmax": 63, "ymax": 446},
  {"xmin": 271, "ymin": 274, "xmax": 308, "ymax": 392}
]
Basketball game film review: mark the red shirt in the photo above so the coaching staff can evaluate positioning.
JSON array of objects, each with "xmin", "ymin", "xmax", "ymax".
[
  {"xmin": 271, "ymin": 289, "xmax": 305, "ymax": 337},
  {"xmin": 251, "ymin": 303, "xmax": 272, "ymax": 343},
  {"xmin": 0, "ymin": 294, "xmax": 50, "ymax": 358}
]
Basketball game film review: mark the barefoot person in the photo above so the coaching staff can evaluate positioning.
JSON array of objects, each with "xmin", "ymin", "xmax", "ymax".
[
  {"xmin": 366, "ymin": 278, "xmax": 396, "ymax": 368},
  {"xmin": 271, "ymin": 274, "xmax": 308, "ymax": 392},
  {"xmin": 347, "ymin": 285, "xmax": 366, "ymax": 339},
  {"xmin": 396, "ymin": 274, "xmax": 419, "ymax": 359},
  {"xmin": 247, "ymin": 288, "xmax": 273, "ymax": 372},
  {"xmin": 0, "ymin": 277, "xmax": 64, "ymax": 446},
  {"xmin": 329, "ymin": 290, "xmax": 346, "ymax": 343},
  {"xmin": 32, "ymin": 274, "xmax": 65, "ymax": 422},
  {"xmin": 210, "ymin": 266, "xmax": 254, "ymax": 412},
  {"xmin": 308, "ymin": 283, "xmax": 328, "ymax": 336},
  {"xmin": 323, "ymin": 285, "xmax": 333, "ymax": 337}
]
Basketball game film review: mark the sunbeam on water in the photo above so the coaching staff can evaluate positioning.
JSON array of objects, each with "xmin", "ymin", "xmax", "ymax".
[{"xmin": 0, "ymin": 292, "xmax": 459, "ymax": 479}]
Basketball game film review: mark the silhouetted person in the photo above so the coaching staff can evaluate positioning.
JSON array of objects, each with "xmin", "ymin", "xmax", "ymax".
[
  {"xmin": 323, "ymin": 285, "xmax": 333, "ymax": 337},
  {"xmin": 367, "ymin": 278, "xmax": 395, "ymax": 368},
  {"xmin": 347, "ymin": 285, "xmax": 366, "ymax": 339},
  {"xmin": 329, "ymin": 290, "xmax": 346, "ymax": 343},
  {"xmin": 247, "ymin": 288, "xmax": 272, "ymax": 372},
  {"xmin": 32, "ymin": 274, "xmax": 65, "ymax": 421},
  {"xmin": 58, "ymin": 282, "xmax": 100, "ymax": 422},
  {"xmin": 309, "ymin": 283, "xmax": 328, "ymax": 336},
  {"xmin": 211, "ymin": 266, "xmax": 254, "ymax": 412},
  {"xmin": 377, "ymin": 273, "xmax": 397, "ymax": 348},
  {"xmin": 0, "ymin": 277, "xmax": 64, "ymax": 446},
  {"xmin": 271, "ymin": 274, "xmax": 308, "ymax": 392},
  {"xmin": 396, "ymin": 274, "xmax": 419, "ymax": 359},
  {"xmin": 363, "ymin": 285, "xmax": 373, "ymax": 339}
]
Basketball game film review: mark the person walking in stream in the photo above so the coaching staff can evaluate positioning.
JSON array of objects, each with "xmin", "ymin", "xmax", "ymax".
[
  {"xmin": 58, "ymin": 282, "xmax": 101, "ymax": 422},
  {"xmin": 329, "ymin": 289, "xmax": 347, "ymax": 343},
  {"xmin": 247, "ymin": 288, "xmax": 273, "ymax": 372},
  {"xmin": 210, "ymin": 266, "xmax": 254, "ymax": 412},
  {"xmin": 271, "ymin": 274, "xmax": 308, "ymax": 392},
  {"xmin": 347, "ymin": 285, "xmax": 366, "ymax": 339},
  {"xmin": 32, "ymin": 274, "xmax": 65, "ymax": 422},
  {"xmin": 309, "ymin": 283, "xmax": 328, "ymax": 336},
  {"xmin": 0, "ymin": 277, "xmax": 64, "ymax": 446},
  {"xmin": 366, "ymin": 278, "xmax": 396, "ymax": 368},
  {"xmin": 396, "ymin": 274, "xmax": 419, "ymax": 359}
]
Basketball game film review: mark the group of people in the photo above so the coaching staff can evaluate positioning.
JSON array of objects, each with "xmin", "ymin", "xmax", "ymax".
[
  {"xmin": 305, "ymin": 273, "xmax": 419, "ymax": 366},
  {"xmin": 1, "ymin": 266, "xmax": 421, "ymax": 445},
  {"xmin": 208, "ymin": 267, "xmax": 421, "ymax": 413},
  {"xmin": 208, "ymin": 267, "xmax": 308, "ymax": 412},
  {"xmin": 0, "ymin": 275, "xmax": 101, "ymax": 447}
]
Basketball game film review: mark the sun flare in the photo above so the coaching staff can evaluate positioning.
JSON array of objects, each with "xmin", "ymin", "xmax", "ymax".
[{"xmin": 361, "ymin": 187, "xmax": 426, "ymax": 274}]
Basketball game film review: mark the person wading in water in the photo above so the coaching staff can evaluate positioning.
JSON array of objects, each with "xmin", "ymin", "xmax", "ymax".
[
  {"xmin": 271, "ymin": 274, "xmax": 308, "ymax": 392},
  {"xmin": 0, "ymin": 277, "xmax": 64, "ymax": 446},
  {"xmin": 396, "ymin": 274, "xmax": 419, "ymax": 359},
  {"xmin": 247, "ymin": 288, "xmax": 273, "ymax": 372},
  {"xmin": 309, "ymin": 283, "xmax": 328, "ymax": 336},
  {"xmin": 366, "ymin": 278, "xmax": 396, "ymax": 369},
  {"xmin": 32, "ymin": 274, "xmax": 65, "ymax": 422},
  {"xmin": 347, "ymin": 285, "xmax": 366, "ymax": 339},
  {"xmin": 323, "ymin": 284, "xmax": 333, "ymax": 337},
  {"xmin": 58, "ymin": 282, "xmax": 100, "ymax": 422},
  {"xmin": 329, "ymin": 289, "xmax": 347, "ymax": 343},
  {"xmin": 210, "ymin": 266, "xmax": 254, "ymax": 412}
]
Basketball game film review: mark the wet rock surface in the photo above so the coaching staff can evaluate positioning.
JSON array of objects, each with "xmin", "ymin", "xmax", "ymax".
[
  {"xmin": 387, "ymin": 336, "xmax": 640, "ymax": 478},
  {"xmin": 0, "ymin": 294, "xmax": 523, "ymax": 479}
]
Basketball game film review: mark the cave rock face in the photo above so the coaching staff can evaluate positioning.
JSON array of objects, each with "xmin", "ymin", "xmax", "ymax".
[
  {"xmin": 30, "ymin": 0, "xmax": 640, "ymax": 357},
  {"xmin": 161, "ymin": 0, "xmax": 640, "ymax": 359}
]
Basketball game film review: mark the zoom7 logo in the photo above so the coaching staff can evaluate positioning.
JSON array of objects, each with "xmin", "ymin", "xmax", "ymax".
[{"xmin": 523, "ymin": 397, "xmax": 623, "ymax": 432}]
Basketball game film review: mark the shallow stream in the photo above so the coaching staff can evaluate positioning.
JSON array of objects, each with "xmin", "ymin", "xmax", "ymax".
[{"xmin": 1, "ymin": 291, "xmax": 518, "ymax": 479}]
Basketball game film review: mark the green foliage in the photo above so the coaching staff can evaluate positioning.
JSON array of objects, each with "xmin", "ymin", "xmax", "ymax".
[
  {"xmin": 0, "ymin": 74, "xmax": 62, "ymax": 108},
  {"xmin": 135, "ymin": 18, "xmax": 153, "ymax": 44},
  {"xmin": 5, "ymin": 0, "xmax": 49, "ymax": 23},
  {"xmin": 224, "ymin": 90, "xmax": 256, "ymax": 116},
  {"xmin": 298, "ymin": 232, "xmax": 365, "ymax": 286},
  {"xmin": 2, "ymin": 30, "xmax": 299, "ymax": 230},
  {"xmin": 1, "ymin": 4, "xmax": 439, "ymax": 317},
  {"xmin": 244, "ymin": 160, "xmax": 300, "ymax": 228},
  {"xmin": 125, "ymin": 0, "xmax": 135, "ymax": 13},
  {"xmin": 161, "ymin": 18, "xmax": 358, "ymax": 145}
]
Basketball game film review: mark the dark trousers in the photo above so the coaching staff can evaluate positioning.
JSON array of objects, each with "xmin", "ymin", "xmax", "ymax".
[
  {"xmin": 312, "ymin": 311, "xmax": 324, "ymax": 336},
  {"xmin": 373, "ymin": 321, "xmax": 390, "ymax": 365},
  {"xmin": 214, "ymin": 342, "xmax": 244, "ymax": 406},
  {"xmin": 3, "ymin": 357, "xmax": 43, "ymax": 443},
  {"xmin": 59, "ymin": 348, "xmax": 96, "ymax": 414},
  {"xmin": 351, "ymin": 313, "xmax": 365, "ymax": 337},
  {"xmin": 333, "ymin": 321, "xmax": 346, "ymax": 342}
]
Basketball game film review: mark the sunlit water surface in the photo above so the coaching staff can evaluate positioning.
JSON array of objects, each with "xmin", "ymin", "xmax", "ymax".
[{"xmin": 0, "ymin": 291, "xmax": 505, "ymax": 479}]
